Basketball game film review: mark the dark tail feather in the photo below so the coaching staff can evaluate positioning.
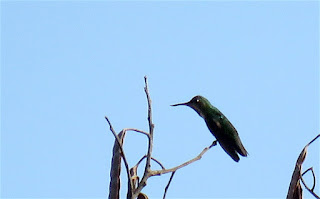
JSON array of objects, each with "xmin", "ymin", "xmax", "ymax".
[
  {"xmin": 219, "ymin": 141, "xmax": 240, "ymax": 162},
  {"xmin": 228, "ymin": 151, "xmax": 240, "ymax": 162},
  {"xmin": 236, "ymin": 141, "xmax": 248, "ymax": 157}
]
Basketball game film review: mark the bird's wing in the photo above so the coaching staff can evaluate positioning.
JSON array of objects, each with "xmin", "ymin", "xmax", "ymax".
[
  {"xmin": 205, "ymin": 117, "xmax": 240, "ymax": 162},
  {"xmin": 219, "ymin": 116, "xmax": 248, "ymax": 157},
  {"xmin": 206, "ymin": 115, "xmax": 247, "ymax": 162}
]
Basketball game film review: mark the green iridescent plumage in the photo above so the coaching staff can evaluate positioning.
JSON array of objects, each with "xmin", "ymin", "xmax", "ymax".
[{"xmin": 172, "ymin": 95, "xmax": 248, "ymax": 162}]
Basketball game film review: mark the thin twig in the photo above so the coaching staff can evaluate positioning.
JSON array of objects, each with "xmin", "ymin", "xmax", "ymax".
[
  {"xmin": 124, "ymin": 128, "xmax": 150, "ymax": 137},
  {"xmin": 105, "ymin": 116, "xmax": 134, "ymax": 196},
  {"xmin": 163, "ymin": 171, "xmax": 176, "ymax": 199},
  {"xmin": 134, "ymin": 155, "xmax": 147, "ymax": 168},
  {"xmin": 133, "ymin": 76, "xmax": 155, "ymax": 197},
  {"xmin": 301, "ymin": 167, "xmax": 319, "ymax": 199},
  {"xmin": 151, "ymin": 157, "xmax": 166, "ymax": 170},
  {"xmin": 302, "ymin": 167, "xmax": 316, "ymax": 191},
  {"xmin": 151, "ymin": 142, "xmax": 216, "ymax": 176},
  {"xmin": 134, "ymin": 155, "xmax": 166, "ymax": 170},
  {"xmin": 306, "ymin": 134, "xmax": 320, "ymax": 146}
]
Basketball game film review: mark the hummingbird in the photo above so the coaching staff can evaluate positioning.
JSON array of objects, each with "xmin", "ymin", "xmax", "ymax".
[{"xmin": 171, "ymin": 95, "xmax": 248, "ymax": 162}]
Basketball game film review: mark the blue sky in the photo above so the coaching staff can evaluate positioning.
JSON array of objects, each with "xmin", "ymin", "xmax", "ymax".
[{"xmin": 1, "ymin": 1, "xmax": 319, "ymax": 198}]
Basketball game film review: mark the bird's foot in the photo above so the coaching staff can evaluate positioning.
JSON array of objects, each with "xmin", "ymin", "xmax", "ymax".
[{"xmin": 209, "ymin": 140, "xmax": 217, "ymax": 148}]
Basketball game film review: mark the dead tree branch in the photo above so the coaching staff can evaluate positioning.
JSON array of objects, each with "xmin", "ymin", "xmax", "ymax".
[
  {"xmin": 287, "ymin": 133, "xmax": 320, "ymax": 199},
  {"xmin": 105, "ymin": 117, "xmax": 134, "ymax": 198},
  {"xmin": 109, "ymin": 130, "xmax": 125, "ymax": 199},
  {"xmin": 124, "ymin": 128, "xmax": 150, "ymax": 137},
  {"xmin": 107, "ymin": 76, "xmax": 216, "ymax": 199},
  {"xmin": 143, "ymin": 75, "xmax": 155, "ymax": 174},
  {"xmin": 301, "ymin": 167, "xmax": 316, "ymax": 192},
  {"xmin": 150, "ymin": 141, "xmax": 217, "ymax": 176},
  {"xmin": 132, "ymin": 76, "xmax": 155, "ymax": 198},
  {"xmin": 301, "ymin": 167, "xmax": 318, "ymax": 198},
  {"xmin": 133, "ymin": 155, "xmax": 166, "ymax": 171},
  {"xmin": 163, "ymin": 171, "xmax": 176, "ymax": 199}
]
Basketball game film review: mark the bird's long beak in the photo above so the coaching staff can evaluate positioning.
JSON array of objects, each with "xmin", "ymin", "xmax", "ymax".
[{"xmin": 171, "ymin": 102, "xmax": 189, "ymax": 106}]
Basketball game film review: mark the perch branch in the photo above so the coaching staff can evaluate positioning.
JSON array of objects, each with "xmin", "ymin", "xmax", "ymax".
[
  {"xmin": 150, "ymin": 141, "xmax": 217, "ymax": 176},
  {"xmin": 109, "ymin": 76, "xmax": 218, "ymax": 198},
  {"xmin": 105, "ymin": 116, "xmax": 134, "ymax": 195},
  {"xmin": 163, "ymin": 171, "xmax": 176, "ymax": 199}
]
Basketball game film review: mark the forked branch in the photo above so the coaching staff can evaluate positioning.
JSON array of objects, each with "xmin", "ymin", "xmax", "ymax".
[
  {"xmin": 106, "ymin": 76, "xmax": 216, "ymax": 199},
  {"xmin": 287, "ymin": 133, "xmax": 320, "ymax": 199},
  {"xmin": 301, "ymin": 167, "xmax": 318, "ymax": 198}
]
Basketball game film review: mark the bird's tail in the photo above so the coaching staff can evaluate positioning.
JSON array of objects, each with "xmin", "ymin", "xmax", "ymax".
[{"xmin": 236, "ymin": 141, "xmax": 248, "ymax": 157}]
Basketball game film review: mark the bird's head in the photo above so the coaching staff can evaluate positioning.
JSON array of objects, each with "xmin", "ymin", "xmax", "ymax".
[{"xmin": 171, "ymin": 95, "xmax": 211, "ymax": 118}]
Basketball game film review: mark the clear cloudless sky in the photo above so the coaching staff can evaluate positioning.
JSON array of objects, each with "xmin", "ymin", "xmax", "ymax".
[{"xmin": 1, "ymin": 1, "xmax": 319, "ymax": 199}]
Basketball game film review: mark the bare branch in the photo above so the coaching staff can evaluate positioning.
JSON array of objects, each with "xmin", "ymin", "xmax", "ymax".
[
  {"xmin": 144, "ymin": 75, "xmax": 154, "ymax": 137},
  {"xmin": 302, "ymin": 167, "xmax": 316, "ymax": 191},
  {"xmin": 301, "ymin": 167, "xmax": 320, "ymax": 199},
  {"xmin": 143, "ymin": 76, "xmax": 155, "ymax": 174},
  {"xmin": 306, "ymin": 134, "xmax": 320, "ymax": 146},
  {"xmin": 300, "ymin": 134, "xmax": 320, "ymax": 198},
  {"xmin": 133, "ymin": 76, "xmax": 155, "ymax": 197},
  {"xmin": 105, "ymin": 116, "xmax": 134, "ymax": 197},
  {"xmin": 151, "ymin": 141, "xmax": 217, "ymax": 176},
  {"xmin": 161, "ymin": 142, "xmax": 217, "ymax": 198},
  {"xmin": 124, "ymin": 128, "xmax": 150, "ymax": 137},
  {"xmin": 151, "ymin": 157, "xmax": 166, "ymax": 170},
  {"xmin": 134, "ymin": 155, "xmax": 166, "ymax": 171},
  {"xmin": 130, "ymin": 166, "xmax": 139, "ymax": 191},
  {"xmin": 287, "ymin": 133, "xmax": 320, "ymax": 199},
  {"xmin": 134, "ymin": 155, "xmax": 147, "ymax": 169},
  {"xmin": 108, "ymin": 77, "xmax": 218, "ymax": 198},
  {"xmin": 163, "ymin": 171, "xmax": 176, "ymax": 199},
  {"xmin": 109, "ymin": 130, "xmax": 125, "ymax": 199}
]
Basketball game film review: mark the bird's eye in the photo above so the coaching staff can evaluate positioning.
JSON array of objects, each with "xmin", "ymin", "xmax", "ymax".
[{"xmin": 196, "ymin": 99, "xmax": 200, "ymax": 103}]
